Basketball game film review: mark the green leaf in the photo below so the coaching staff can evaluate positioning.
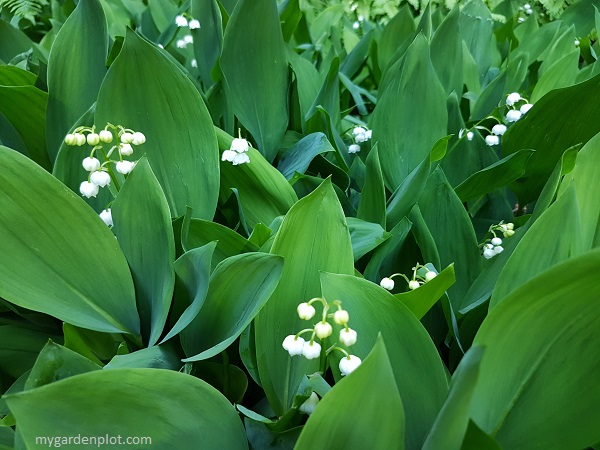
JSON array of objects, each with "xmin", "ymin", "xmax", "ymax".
[
  {"xmin": 357, "ymin": 147, "xmax": 386, "ymax": 228},
  {"xmin": 0, "ymin": 66, "xmax": 36, "ymax": 86},
  {"xmin": 430, "ymin": 6, "xmax": 463, "ymax": 96},
  {"xmin": 394, "ymin": 264, "xmax": 456, "ymax": 319},
  {"xmin": 192, "ymin": 0, "xmax": 223, "ymax": 89},
  {"xmin": 221, "ymin": 0, "xmax": 289, "ymax": 161},
  {"xmin": 459, "ymin": 0, "xmax": 495, "ymax": 82},
  {"xmin": 454, "ymin": 150, "xmax": 535, "ymax": 201},
  {"xmin": 4, "ymin": 369, "xmax": 249, "ymax": 449},
  {"xmin": 460, "ymin": 420, "xmax": 502, "ymax": 450},
  {"xmin": 490, "ymin": 184, "xmax": 582, "ymax": 308},
  {"xmin": 531, "ymin": 50, "xmax": 579, "ymax": 103},
  {"xmin": 502, "ymin": 71, "xmax": 600, "ymax": 204},
  {"xmin": 181, "ymin": 252, "xmax": 284, "ymax": 361},
  {"xmin": 320, "ymin": 273, "xmax": 448, "ymax": 450},
  {"xmin": 470, "ymin": 249, "xmax": 600, "ymax": 449},
  {"xmin": 255, "ymin": 178, "xmax": 354, "ymax": 416},
  {"xmin": 160, "ymin": 242, "xmax": 216, "ymax": 344},
  {"xmin": 104, "ymin": 344, "xmax": 182, "ymax": 370},
  {"xmin": 46, "ymin": 0, "xmax": 108, "ymax": 162},
  {"xmin": 96, "ymin": 29, "xmax": 220, "ymax": 219},
  {"xmin": 0, "ymin": 326, "xmax": 60, "ymax": 379},
  {"xmin": 372, "ymin": 34, "xmax": 448, "ymax": 190},
  {"xmin": 346, "ymin": 217, "xmax": 390, "ymax": 261},
  {"xmin": 277, "ymin": 132, "xmax": 334, "ymax": 180},
  {"xmin": 377, "ymin": 5, "xmax": 415, "ymax": 72},
  {"xmin": 0, "ymin": 18, "xmax": 33, "ymax": 63},
  {"xmin": 0, "ymin": 147, "xmax": 139, "ymax": 335},
  {"xmin": 112, "ymin": 158, "xmax": 175, "ymax": 347},
  {"xmin": 295, "ymin": 336, "xmax": 405, "ymax": 450},
  {"xmin": 422, "ymin": 345, "xmax": 484, "ymax": 450}
]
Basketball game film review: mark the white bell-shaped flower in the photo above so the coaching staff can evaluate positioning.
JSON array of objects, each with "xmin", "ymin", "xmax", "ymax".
[
  {"xmin": 339, "ymin": 355, "xmax": 361, "ymax": 376},
  {"xmin": 99, "ymin": 130, "xmax": 113, "ymax": 143},
  {"xmin": 282, "ymin": 335, "xmax": 305, "ymax": 356},
  {"xmin": 189, "ymin": 19, "xmax": 201, "ymax": 29},
  {"xmin": 119, "ymin": 143, "xmax": 134, "ymax": 156},
  {"xmin": 302, "ymin": 341, "xmax": 321, "ymax": 359},
  {"xmin": 339, "ymin": 328, "xmax": 357, "ymax": 346},
  {"xmin": 485, "ymin": 135, "xmax": 500, "ymax": 146},
  {"xmin": 184, "ymin": 35, "xmax": 193, "ymax": 44},
  {"xmin": 176, "ymin": 40, "xmax": 187, "ymax": 49},
  {"xmin": 64, "ymin": 134, "xmax": 77, "ymax": 145},
  {"xmin": 348, "ymin": 144, "xmax": 361, "ymax": 154},
  {"xmin": 297, "ymin": 302, "xmax": 316, "ymax": 320},
  {"xmin": 299, "ymin": 392, "xmax": 319, "ymax": 415},
  {"xmin": 87, "ymin": 133, "xmax": 100, "ymax": 146},
  {"xmin": 222, "ymin": 150, "xmax": 236, "ymax": 162},
  {"xmin": 333, "ymin": 309, "xmax": 349, "ymax": 325},
  {"xmin": 506, "ymin": 92, "xmax": 522, "ymax": 106},
  {"xmin": 80, "ymin": 181, "xmax": 99, "ymax": 198},
  {"xmin": 491, "ymin": 124, "xmax": 507, "ymax": 136},
  {"xmin": 131, "ymin": 132, "xmax": 146, "ymax": 145},
  {"xmin": 82, "ymin": 157, "xmax": 101, "ymax": 172},
  {"xmin": 491, "ymin": 237, "xmax": 502, "ymax": 246},
  {"xmin": 493, "ymin": 245, "xmax": 504, "ymax": 254},
  {"xmin": 116, "ymin": 160, "xmax": 135, "ymax": 175},
  {"xmin": 175, "ymin": 15, "xmax": 188, "ymax": 27},
  {"xmin": 380, "ymin": 277, "xmax": 394, "ymax": 290},
  {"xmin": 99, "ymin": 209, "xmax": 113, "ymax": 227},
  {"xmin": 230, "ymin": 138, "xmax": 249, "ymax": 153},
  {"xmin": 520, "ymin": 103, "xmax": 533, "ymax": 114},
  {"xmin": 232, "ymin": 153, "xmax": 250, "ymax": 165},
  {"xmin": 483, "ymin": 248, "xmax": 496, "ymax": 259},
  {"xmin": 314, "ymin": 321, "xmax": 332, "ymax": 339},
  {"xmin": 466, "ymin": 131, "xmax": 474, "ymax": 141},
  {"xmin": 121, "ymin": 132, "xmax": 134, "ymax": 144},
  {"xmin": 425, "ymin": 271, "xmax": 437, "ymax": 282},
  {"xmin": 506, "ymin": 110, "xmax": 522, "ymax": 122},
  {"xmin": 75, "ymin": 133, "xmax": 86, "ymax": 146},
  {"xmin": 90, "ymin": 170, "xmax": 111, "ymax": 187},
  {"xmin": 408, "ymin": 280, "xmax": 420, "ymax": 290}
]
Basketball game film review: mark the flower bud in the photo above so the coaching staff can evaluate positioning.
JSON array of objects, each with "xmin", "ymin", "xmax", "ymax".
[
  {"xmin": 87, "ymin": 133, "xmax": 100, "ymax": 146},
  {"xmin": 491, "ymin": 237, "xmax": 502, "ymax": 246},
  {"xmin": 90, "ymin": 170, "xmax": 111, "ymax": 187},
  {"xmin": 131, "ymin": 132, "xmax": 146, "ymax": 145},
  {"xmin": 506, "ymin": 223, "xmax": 514, "ymax": 230},
  {"xmin": 302, "ymin": 341, "xmax": 321, "ymax": 359},
  {"xmin": 339, "ymin": 327, "xmax": 357, "ymax": 346},
  {"xmin": 82, "ymin": 157, "xmax": 101, "ymax": 172},
  {"xmin": 116, "ymin": 160, "xmax": 135, "ymax": 175},
  {"xmin": 297, "ymin": 302, "xmax": 316, "ymax": 320},
  {"xmin": 466, "ymin": 131, "xmax": 474, "ymax": 141},
  {"xmin": 339, "ymin": 355, "xmax": 361, "ymax": 376},
  {"xmin": 333, "ymin": 309, "xmax": 349, "ymax": 325},
  {"xmin": 75, "ymin": 133, "xmax": 86, "ymax": 146},
  {"xmin": 314, "ymin": 321, "xmax": 332, "ymax": 339},
  {"xmin": 121, "ymin": 132, "xmax": 134, "ymax": 144},
  {"xmin": 408, "ymin": 280, "xmax": 420, "ymax": 290},
  {"xmin": 119, "ymin": 143, "xmax": 133, "ymax": 156},
  {"xmin": 380, "ymin": 277, "xmax": 394, "ymax": 290},
  {"xmin": 79, "ymin": 181, "xmax": 99, "ymax": 198},
  {"xmin": 99, "ymin": 130, "xmax": 113, "ymax": 143},
  {"xmin": 425, "ymin": 271, "xmax": 437, "ymax": 282},
  {"xmin": 299, "ymin": 392, "xmax": 319, "ymax": 415},
  {"xmin": 348, "ymin": 144, "xmax": 361, "ymax": 154},
  {"xmin": 99, "ymin": 209, "xmax": 113, "ymax": 227},
  {"xmin": 64, "ymin": 134, "xmax": 77, "ymax": 146},
  {"xmin": 503, "ymin": 229, "xmax": 515, "ymax": 238},
  {"xmin": 282, "ymin": 335, "xmax": 305, "ymax": 356}
]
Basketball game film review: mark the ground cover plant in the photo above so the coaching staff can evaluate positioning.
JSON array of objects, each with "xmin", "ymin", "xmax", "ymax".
[{"xmin": 0, "ymin": 0, "xmax": 600, "ymax": 448}]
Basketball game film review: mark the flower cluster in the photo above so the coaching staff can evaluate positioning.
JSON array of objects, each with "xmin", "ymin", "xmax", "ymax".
[
  {"xmin": 176, "ymin": 34, "xmax": 193, "ymax": 49},
  {"xmin": 64, "ymin": 123, "xmax": 144, "ymax": 199},
  {"xmin": 348, "ymin": 126, "xmax": 372, "ymax": 154},
  {"xmin": 380, "ymin": 263, "xmax": 437, "ymax": 291},
  {"xmin": 481, "ymin": 222, "xmax": 515, "ymax": 259},
  {"xmin": 175, "ymin": 15, "xmax": 200, "ymax": 29},
  {"xmin": 221, "ymin": 136, "xmax": 250, "ymax": 165},
  {"xmin": 505, "ymin": 92, "xmax": 533, "ymax": 122},
  {"xmin": 519, "ymin": 3, "xmax": 533, "ymax": 15},
  {"xmin": 282, "ymin": 297, "xmax": 361, "ymax": 376}
]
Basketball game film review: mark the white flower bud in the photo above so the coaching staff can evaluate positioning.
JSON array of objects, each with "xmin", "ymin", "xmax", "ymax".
[
  {"xmin": 483, "ymin": 248, "xmax": 496, "ymax": 259},
  {"xmin": 119, "ymin": 143, "xmax": 133, "ymax": 156},
  {"xmin": 333, "ymin": 309, "xmax": 349, "ymax": 325},
  {"xmin": 518, "ymin": 17, "xmax": 525, "ymax": 23},
  {"xmin": 90, "ymin": 170, "xmax": 111, "ymax": 187},
  {"xmin": 87, "ymin": 133, "xmax": 100, "ymax": 146},
  {"xmin": 131, "ymin": 132, "xmax": 146, "ymax": 145},
  {"xmin": 302, "ymin": 341, "xmax": 321, "ymax": 359},
  {"xmin": 491, "ymin": 124, "xmax": 507, "ymax": 136},
  {"xmin": 75, "ymin": 133, "xmax": 86, "ymax": 146},
  {"xmin": 299, "ymin": 392, "xmax": 319, "ymax": 415},
  {"xmin": 506, "ymin": 92, "xmax": 522, "ymax": 106},
  {"xmin": 485, "ymin": 135, "xmax": 500, "ymax": 146},
  {"xmin": 520, "ymin": 103, "xmax": 533, "ymax": 114},
  {"xmin": 99, "ymin": 209, "xmax": 113, "ymax": 227},
  {"xmin": 408, "ymin": 280, "xmax": 420, "ymax": 290},
  {"xmin": 99, "ymin": 130, "xmax": 113, "ymax": 143},
  {"xmin": 380, "ymin": 277, "xmax": 394, "ymax": 290},
  {"xmin": 314, "ymin": 321, "xmax": 332, "ymax": 339},
  {"xmin": 82, "ymin": 157, "xmax": 101, "ymax": 172},
  {"xmin": 184, "ymin": 35, "xmax": 193, "ymax": 44},
  {"xmin": 348, "ymin": 144, "xmax": 361, "ymax": 154},
  {"xmin": 282, "ymin": 335, "xmax": 305, "ymax": 356},
  {"xmin": 297, "ymin": 302, "xmax": 316, "ymax": 320},
  {"xmin": 352, "ymin": 21, "xmax": 360, "ymax": 29},
  {"xmin": 524, "ymin": 3, "xmax": 530, "ymax": 8},
  {"xmin": 339, "ymin": 328, "xmax": 357, "ymax": 346},
  {"xmin": 339, "ymin": 355, "xmax": 361, "ymax": 376},
  {"xmin": 466, "ymin": 131, "xmax": 474, "ymax": 141},
  {"xmin": 116, "ymin": 160, "xmax": 135, "ymax": 175},
  {"xmin": 506, "ymin": 223, "xmax": 514, "ymax": 230},
  {"xmin": 120, "ymin": 132, "xmax": 134, "ymax": 144},
  {"xmin": 503, "ymin": 229, "xmax": 515, "ymax": 238},
  {"xmin": 425, "ymin": 271, "xmax": 437, "ymax": 282},
  {"xmin": 176, "ymin": 40, "xmax": 187, "ymax": 49},
  {"xmin": 232, "ymin": 153, "xmax": 250, "ymax": 165},
  {"xmin": 175, "ymin": 15, "xmax": 188, "ymax": 27},
  {"xmin": 230, "ymin": 138, "xmax": 249, "ymax": 153},
  {"xmin": 64, "ymin": 134, "xmax": 77, "ymax": 146},
  {"xmin": 189, "ymin": 19, "xmax": 201, "ymax": 29},
  {"xmin": 493, "ymin": 245, "xmax": 504, "ymax": 254},
  {"xmin": 574, "ymin": 39, "xmax": 580, "ymax": 47},
  {"xmin": 491, "ymin": 237, "xmax": 502, "ymax": 246},
  {"xmin": 221, "ymin": 150, "xmax": 236, "ymax": 162},
  {"xmin": 79, "ymin": 181, "xmax": 99, "ymax": 198},
  {"xmin": 191, "ymin": 59, "xmax": 198, "ymax": 68},
  {"xmin": 506, "ymin": 110, "xmax": 522, "ymax": 122}
]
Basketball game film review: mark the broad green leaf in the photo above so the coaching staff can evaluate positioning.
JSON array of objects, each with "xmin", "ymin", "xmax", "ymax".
[
  {"xmin": 295, "ymin": 337, "xmax": 405, "ymax": 450},
  {"xmin": 422, "ymin": 345, "xmax": 484, "ymax": 450},
  {"xmin": 459, "ymin": 0, "xmax": 495, "ymax": 82},
  {"xmin": 454, "ymin": 150, "xmax": 534, "ymax": 201},
  {"xmin": 377, "ymin": 5, "xmax": 415, "ymax": 72},
  {"xmin": 160, "ymin": 242, "xmax": 216, "ymax": 344},
  {"xmin": 255, "ymin": 178, "xmax": 354, "ymax": 416},
  {"xmin": 490, "ymin": 184, "xmax": 582, "ymax": 307},
  {"xmin": 357, "ymin": 147, "xmax": 386, "ymax": 228},
  {"xmin": 112, "ymin": 158, "xmax": 175, "ymax": 347},
  {"xmin": 192, "ymin": 0, "xmax": 223, "ymax": 89},
  {"xmin": 0, "ymin": 326, "xmax": 60, "ymax": 379},
  {"xmin": 287, "ymin": 48, "xmax": 321, "ymax": 128},
  {"xmin": 216, "ymin": 127, "xmax": 298, "ymax": 229},
  {"xmin": 363, "ymin": 218, "xmax": 412, "ymax": 283},
  {"xmin": 460, "ymin": 420, "xmax": 502, "ymax": 450},
  {"xmin": 277, "ymin": 132, "xmax": 334, "ymax": 179},
  {"xmin": 0, "ymin": 147, "xmax": 139, "ymax": 335},
  {"xmin": 4, "ymin": 369, "xmax": 249, "ymax": 449},
  {"xmin": 25, "ymin": 342, "xmax": 100, "ymax": 390},
  {"xmin": 96, "ymin": 29, "xmax": 220, "ymax": 220},
  {"xmin": 62, "ymin": 323, "xmax": 120, "ymax": 366},
  {"xmin": 502, "ymin": 71, "xmax": 600, "ymax": 204},
  {"xmin": 0, "ymin": 19, "xmax": 33, "ymax": 63},
  {"xmin": 471, "ymin": 249, "xmax": 600, "ymax": 449},
  {"xmin": 0, "ymin": 85, "xmax": 51, "ymax": 170},
  {"xmin": 221, "ymin": 0, "xmax": 289, "ymax": 161},
  {"xmin": 531, "ymin": 50, "xmax": 579, "ymax": 102},
  {"xmin": 279, "ymin": 0, "xmax": 301, "ymax": 43},
  {"xmin": 430, "ymin": 6, "xmax": 463, "ymax": 96},
  {"xmin": 104, "ymin": 345, "xmax": 182, "ymax": 370},
  {"xmin": 46, "ymin": 0, "xmax": 108, "ymax": 162},
  {"xmin": 372, "ymin": 34, "xmax": 448, "ymax": 190},
  {"xmin": 394, "ymin": 264, "xmax": 455, "ymax": 319},
  {"xmin": 321, "ymin": 273, "xmax": 448, "ymax": 450},
  {"xmin": 194, "ymin": 361, "xmax": 249, "ymax": 404},
  {"xmin": 419, "ymin": 168, "xmax": 482, "ymax": 309},
  {"xmin": 182, "ymin": 252, "xmax": 283, "ymax": 361},
  {"xmin": 0, "ymin": 66, "xmax": 36, "ymax": 86},
  {"xmin": 346, "ymin": 217, "xmax": 390, "ymax": 261}
]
